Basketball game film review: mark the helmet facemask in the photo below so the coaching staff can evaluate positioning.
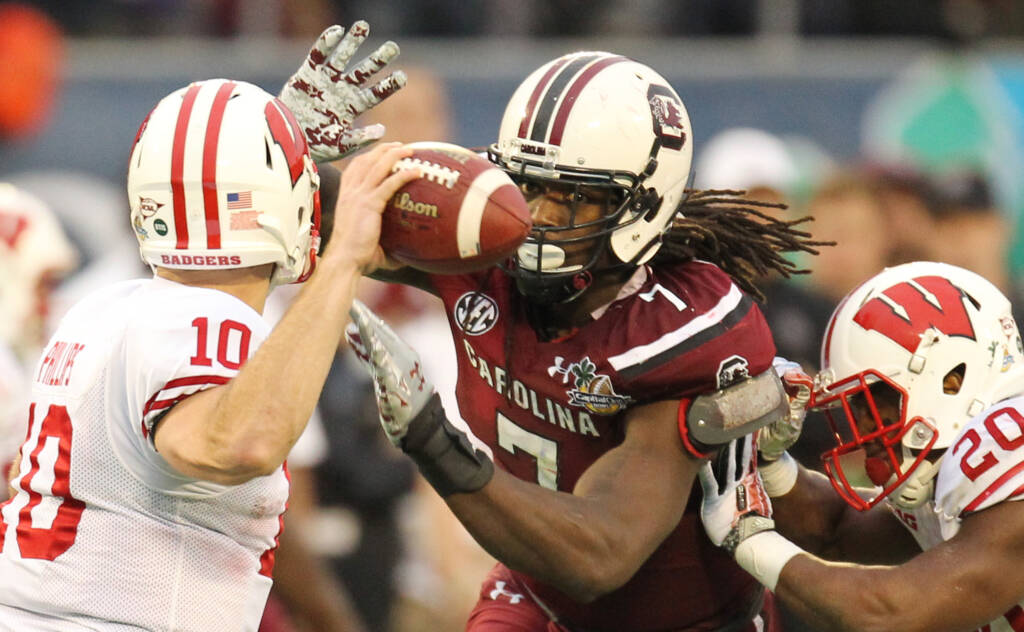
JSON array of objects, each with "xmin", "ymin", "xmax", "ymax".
[
  {"xmin": 813, "ymin": 371, "xmax": 939, "ymax": 511},
  {"xmin": 496, "ymin": 163, "xmax": 660, "ymax": 304}
]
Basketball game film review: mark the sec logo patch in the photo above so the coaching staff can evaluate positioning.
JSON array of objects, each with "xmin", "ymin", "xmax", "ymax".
[{"xmin": 454, "ymin": 292, "xmax": 499, "ymax": 336}]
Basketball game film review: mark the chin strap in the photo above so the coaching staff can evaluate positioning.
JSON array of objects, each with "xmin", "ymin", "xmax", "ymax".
[
  {"xmin": 514, "ymin": 269, "xmax": 593, "ymax": 305},
  {"xmin": 889, "ymin": 455, "xmax": 942, "ymax": 510}
]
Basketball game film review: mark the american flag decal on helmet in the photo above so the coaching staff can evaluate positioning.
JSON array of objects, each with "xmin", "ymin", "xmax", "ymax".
[
  {"xmin": 516, "ymin": 53, "xmax": 627, "ymax": 146},
  {"xmin": 226, "ymin": 191, "xmax": 253, "ymax": 209}
]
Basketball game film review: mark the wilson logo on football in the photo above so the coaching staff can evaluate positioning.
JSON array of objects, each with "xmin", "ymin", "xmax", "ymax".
[
  {"xmin": 391, "ymin": 192, "xmax": 438, "ymax": 218},
  {"xmin": 548, "ymin": 356, "xmax": 632, "ymax": 415},
  {"xmin": 454, "ymin": 292, "xmax": 499, "ymax": 336}
]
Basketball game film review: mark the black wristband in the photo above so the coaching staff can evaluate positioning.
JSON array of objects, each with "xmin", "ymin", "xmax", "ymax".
[{"xmin": 400, "ymin": 393, "xmax": 494, "ymax": 497}]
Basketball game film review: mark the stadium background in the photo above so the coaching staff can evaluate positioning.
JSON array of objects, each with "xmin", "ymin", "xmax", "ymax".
[{"xmin": 3, "ymin": 2, "xmax": 1024, "ymax": 272}]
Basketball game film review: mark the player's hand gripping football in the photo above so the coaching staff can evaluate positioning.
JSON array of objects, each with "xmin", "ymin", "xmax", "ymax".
[
  {"xmin": 699, "ymin": 434, "xmax": 775, "ymax": 555},
  {"xmin": 756, "ymin": 357, "xmax": 813, "ymax": 462},
  {"xmin": 346, "ymin": 299, "xmax": 495, "ymax": 496},
  {"xmin": 280, "ymin": 22, "xmax": 407, "ymax": 163}
]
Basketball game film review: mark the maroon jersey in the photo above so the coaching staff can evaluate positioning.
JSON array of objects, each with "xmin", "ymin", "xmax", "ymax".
[{"xmin": 429, "ymin": 260, "xmax": 776, "ymax": 631}]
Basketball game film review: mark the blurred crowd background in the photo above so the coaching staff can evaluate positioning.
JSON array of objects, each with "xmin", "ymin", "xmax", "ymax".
[{"xmin": 1, "ymin": 1, "xmax": 1024, "ymax": 631}]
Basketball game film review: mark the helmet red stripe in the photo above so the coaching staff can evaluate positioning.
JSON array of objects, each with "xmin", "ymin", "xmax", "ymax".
[
  {"xmin": 201, "ymin": 81, "xmax": 236, "ymax": 250},
  {"xmin": 170, "ymin": 84, "xmax": 201, "ymax": 249},
  {"xmin": 517, "ymin": 56, "xmax": 570, "ymax": 140},
  {"xmin": 548, "ymin": 56, "xmax": 626, "ymax": 146},
  {"xmin": 529, "ymin": 54, "xmax": 598, "ymax": 143}
]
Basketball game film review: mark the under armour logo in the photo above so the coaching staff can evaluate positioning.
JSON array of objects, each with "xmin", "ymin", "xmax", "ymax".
[{"xmin": 488, "ymin": 581, "xmax": 524, "ymax": 604}]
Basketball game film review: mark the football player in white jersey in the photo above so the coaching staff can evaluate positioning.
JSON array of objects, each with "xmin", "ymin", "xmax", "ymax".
[
  {"xmin": 0, "ymin": 23, "xmax": 417, "ymax": 632},
  {"xmin": 0, "ymin": 183, "xmax": 77, "ymax": 500},
  {"xmin": 699, "ymin": 261, "xmax": 1024, "ymax": 632}
]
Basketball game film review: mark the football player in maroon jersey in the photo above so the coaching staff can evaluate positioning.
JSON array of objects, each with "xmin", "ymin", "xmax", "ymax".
[{"xmin": 355, "ymin": 51, "xmax": 828, "ymax": 631}]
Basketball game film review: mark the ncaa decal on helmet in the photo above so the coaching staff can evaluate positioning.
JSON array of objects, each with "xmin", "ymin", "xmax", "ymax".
[
  {"xmin": 813, "ymin": 261, "xmax": 1024, "ymax": 511},
  {"xmin": 488, "ymin": 52, "xmax": 693, "ymax": 302},
  {"xmin": 127, "ymin": 79, "xmax": 321, "ymax": 286}
]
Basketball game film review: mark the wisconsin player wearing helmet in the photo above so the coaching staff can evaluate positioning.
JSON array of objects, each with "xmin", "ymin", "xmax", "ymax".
[
  {"xmin": 700, "ymin": 261, "xmax": 1024, "ymax": 632},
  {"xmin": 0, "ymin": 184, "xmax": 76, "ymax": 500},
  {"xmin": 361, "ymin": 51, "xmax": 828, "ymax": 631},
  {"xmin": 0, "ymin": 184, "xmax": 77, "ymax": 364},
  {"xmin": 0, "ymin": 23, "xmax": 416, "ymax": 631}
]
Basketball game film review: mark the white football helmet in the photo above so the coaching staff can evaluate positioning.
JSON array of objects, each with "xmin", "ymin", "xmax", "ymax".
[
  {"xmin": 488, "ymin": 51, "xmax": 693, "ymax": 302},
  {"xmin": 812, "ymin": 261, "xmax": 1024, "ymax": 510},
  {"xmin": 0, "ymin": 183, "xmax": 77, "ymax": 361},
  {"xmin": 127, "ymin": 79, "xmax": 320, "ymax": 287}
]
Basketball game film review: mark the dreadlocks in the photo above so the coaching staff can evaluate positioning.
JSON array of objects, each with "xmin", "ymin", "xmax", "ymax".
[{"xmin": 653, "ymin": 189, "xmax": 835, "ymax": 302}]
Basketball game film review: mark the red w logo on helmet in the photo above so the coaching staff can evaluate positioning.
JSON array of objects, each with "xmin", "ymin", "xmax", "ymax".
[
  {"xmin": 265, "ymin": 99, "xmax": 310, "ymax": 187},
  {"xmin": 853, "ymin": 275, "xmax": 976, "ymax": 352}
]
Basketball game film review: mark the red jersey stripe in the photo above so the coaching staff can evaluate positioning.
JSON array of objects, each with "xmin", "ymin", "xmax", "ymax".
[
  {"xmin": 964, "ymin": 460, "xmax": 1024, "ymax": 513},
  {"xmin": 142, "ymin": 374, "xmax": 231, "ymax": 417}
]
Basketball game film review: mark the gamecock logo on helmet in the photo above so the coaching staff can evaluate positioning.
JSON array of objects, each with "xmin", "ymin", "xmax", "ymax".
[{"xmin": 647, "ymin": 85, "xmax": 687, "ymax": 151}]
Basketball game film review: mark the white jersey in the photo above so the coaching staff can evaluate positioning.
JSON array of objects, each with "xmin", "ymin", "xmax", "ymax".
[
  {"xmin": 0, "ymin": 277, "xmax": 287, "ymax": 632},
  {"xmin": 887, "ymin": 394, "xmax": 1024, "ymax": 632}
]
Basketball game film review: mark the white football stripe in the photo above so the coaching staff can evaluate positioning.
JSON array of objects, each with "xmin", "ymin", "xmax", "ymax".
[
  {"xmin": 457, "ymin": 170, "xmax": 515, "ymax": 258},
  {"xmin": 608, "ymin": 283, "xmax": 744, "ymax": 371}
]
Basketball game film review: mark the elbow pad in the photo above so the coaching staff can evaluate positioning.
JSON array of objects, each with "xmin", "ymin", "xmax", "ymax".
[{"xmin": 679, "ymin": 369, "xmax": 790, "ymax": 459}]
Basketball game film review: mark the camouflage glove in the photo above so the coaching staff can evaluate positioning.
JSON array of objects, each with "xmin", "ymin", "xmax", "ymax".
[
  {"xmin": 280, "ymin": 22, "xmax": 407, "ymax": 163},
  {"xmin": 347, "ymin": 299, "xmax": 493, "ymax": 496}
]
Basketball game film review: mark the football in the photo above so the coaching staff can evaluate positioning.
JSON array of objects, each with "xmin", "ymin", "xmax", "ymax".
[{"xmin": 381, "ymin": 142, "xmax": 531, "ymax": 274}]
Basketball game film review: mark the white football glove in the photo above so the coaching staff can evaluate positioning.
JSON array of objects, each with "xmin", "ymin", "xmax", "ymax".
[
  {"xmin": 756, "ymin": 357, "xmax": 813, "ymax": 462},
  {"xmin": 346, "ymin": 298, "xmax": 434, "ymax": 446},
  {"xmin": 698, "ymin": 434, "xmax": 775, "ymax": 554},
  {"xmin": 280, "ymin": 22, "xmax": 407, "ymax": 163}
]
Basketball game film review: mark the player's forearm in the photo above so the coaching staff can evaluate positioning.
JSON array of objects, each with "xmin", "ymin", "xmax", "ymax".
[
  {"xmin": 775, "ymin": 555, "xmax": 942, "ymax": 632},
  {"xmin": 219, "ymin": 257, "xmax": 359, "ymax": 462},
  {"xmin": 169, "ymin": 256, "xmax": 362, "ymax": 483},
  {"xmin": 444, "ymin": 469, "xmax": 651, "ymax": 603},
  {"xmin": 770, "ymin": 465, "xmax": 857, "ymax": 556}
]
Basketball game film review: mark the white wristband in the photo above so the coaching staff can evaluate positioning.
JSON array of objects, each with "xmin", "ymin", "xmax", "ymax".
[
  {"xmin": 758, "ymin": 451, "xmax": 798, "ymax": 497},
  {"xmin": 733, "ymin": 530, "xmax": 804, "ymax": 592}
]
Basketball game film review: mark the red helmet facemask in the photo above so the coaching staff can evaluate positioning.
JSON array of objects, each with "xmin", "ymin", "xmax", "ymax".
[{"xmin": 811, "ymin": 369, "xmax": 939, "ymax": 511}]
